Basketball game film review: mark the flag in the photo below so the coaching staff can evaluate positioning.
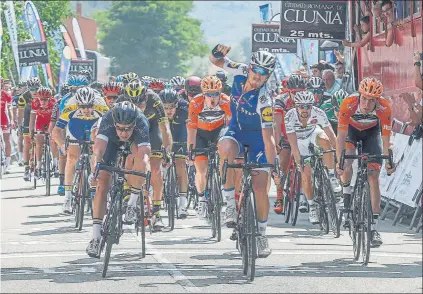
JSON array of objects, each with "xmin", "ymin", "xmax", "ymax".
[
  {"xmin": 58, "ymin": 46, "xmax": 71, "ymax": 93},
  {"xmin": 72, "ymin": 18, "xmax": 87, "ymax": 59},
  {"xmin": 259, "ymin": 4, "xmax": 270, "ymax": 23},
  {"xmin": 0, "ymin": 8, "xmax": 3, "ymax": 56},
  {"xmin": 4, "ymin": 1, "xmax": 20, "ymax": 79}
]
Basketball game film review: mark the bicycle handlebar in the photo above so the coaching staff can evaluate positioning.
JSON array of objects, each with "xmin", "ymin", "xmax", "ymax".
[
  {"xmin": 188, "ymin": 143, "xmax": 218, "ymax": 160},
  {"xmin": 95, "ymin": 163, "xmax": 151, "ymax": 191},
  {"xmin": 339, "ymin": 149, "xmax": 394, "ymax": 175},
  {"xmin": 222, "ymin": 158, "xmax": 279, "ymax": 186},
  {"xmin": 300, "ymin": 148, "xmax": 336, "ymax": 168}
]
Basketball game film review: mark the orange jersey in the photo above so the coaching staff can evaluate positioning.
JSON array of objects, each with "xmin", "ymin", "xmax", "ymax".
[
  {"xmin": 187, "ymin": 94, "xmax": 231, "ymax": 131},
  {"xmin": 338, "ymin": 95, "xmax": 392, "ymax": 136}
]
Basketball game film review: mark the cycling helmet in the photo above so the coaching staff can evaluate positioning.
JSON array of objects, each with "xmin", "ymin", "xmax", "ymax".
[
  {"xmin": 332, "ymin": 89, "xmax": 349, "ymax": 111},
  {"xmin": 90, "ymin": 81, "xmax": 104, "ymax": 92},
  {"xmin": 75, "ymin": 87, "xmax": 96, "ymax": 105},
  {"xmin": 159, "ymin": 89, "xmax": 178, "ymax": 104},
  {"xmin": 149, "ymin": 78, "xmax": 165, "ymax": 91},
  {"xmin": 78, "ymin": 70, "xmax": 92, "ymax": 82},
  {"xmin": 307, "ymin": 77, "xmax": 324, "ymax": 89},
  {"xmin": 60, "ymin": 83, "xmax": 70, "ymax": 96},
  {"xmin": 125, "ymin": 80, "xmax": 146, "ymax": 99},
  {"xmin": 359, "ymin": 77, "xmax": 383, "ymax": 98},
  {"xmin": 16, "ymin": 81, "xmax": 28, "ymax": 89},
  {"xmin": 215, "ymin": 71, "xmax": 227, "ymax": 82},
  {"xmin": 164, "ymin": 82, "xmax": 173, "ymax": 90},
  {"xmin": 68, "ymin": 75, "xmax": 89, "ymax": 87},
  {"xmin": 170, "ymin": 76, "xmax": 185, "ymax": 87},
  {"xmin": 27, "ymin": 77, "xmax": 42, "ymax": 89},
  {"xmin": 102, "ymin": 82, "xmax": 122, "ymax": 96},
  {"xmin": 294, "ymin": 90, "xmax": 315, "ymax": 105},
  {"xmin": 286, "ymin": 74, "xmax": 307, "ymax": 90},
  {"xmin": 250, "ymin": 50, "xmax": 276, "ymax": 72},
  {"xmin": 185, "ymin": 76, "xmax": 202, "ymax": 95},
  {"xmin": 36, "ymin": 87, "xmax": 52, "ymax": 99},
  {"xmin": 201, "ymin": 76, "xmax": 222, "ymax": 93},
  {"xmin": 122, "ymin": 72, "xmax": 139, "ymax": 85},
  {"xmin": 115, "ymin": 75, "xmax": 124, "ymax": 83},
  {"xmin": 112, "ymin": 101, "xmax": 138, "ymax": 126}
]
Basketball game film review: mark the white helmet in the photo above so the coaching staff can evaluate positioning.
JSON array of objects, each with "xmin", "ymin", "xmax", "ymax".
[
  {"xmin": 250, "ymin": 50, "xmax": 276, "ymax": 72},
  {"xmin": 170, "ymin": 76, "xmax": 185, "ymax": 87},
  {"xmin": 294, "ymin": 90, "xmax": 315, "ymax": 105},
  {"xmin": 307, "ymin": 76, "xmax": 323, "ymax": 89},
  {"xmin": 75, "ymin": 87, "xmax": 96, "ymax": 105}
]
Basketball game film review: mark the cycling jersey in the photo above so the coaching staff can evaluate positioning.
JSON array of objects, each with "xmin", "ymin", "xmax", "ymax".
[
  {"xmin": 170, "ymin": 99, "xmax": 189, "ymax": 156},
  {"xmin": 1, "ymin": 90, "xmax": 12, "ymax": 131},
  {"xmin": 96, "ymin": 109, "xmax": 150, "ymax": 166},
  {"xmin": 320, "ymin": 98, "xmax": 336, "ymax": 121},
  {"xmin": 274, "ymin": 91, "xmax": 293, "ymax": 114},
  {"xmin": 17, "ymin": 90, "xmax": 33, "ymax": 110},
  {"xmin": 219, "ymin": 57, "xmax": 273, "ymax": 165},
  {"xmin": 50, "ymin": 99, "xmax": 61, "ymax": 123},
  {"xmin": 338, "ymin": 94, "xmax": 392, "ymax": 136},
  {"xmin": 285, "ymin": 106, "xmax": 330, "ymax": 139},
  {"xmin": 56, "ymin": 108, "xmax": 102, "ymax": 142},
  {"xmin": 31, "ymin": 98, "xmax": 56, "ymax": 132},
  {"xmin": 60, "ymin": 93, "xmax": 108, "ymax": 117},
  {"xmin": 187, "ymin": 94, "xmax": 231, "ymax": 131},
  {"xmin": 58, "ymin": 92, "xmax": 72, "ymax": 115}
]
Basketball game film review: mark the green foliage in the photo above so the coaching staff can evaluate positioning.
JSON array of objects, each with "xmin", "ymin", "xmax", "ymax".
[
  {"xmin": 94, "ymin": 1, "xmax": 208, "ymax": 78},
  {"xmin": 1, "ymin": 1, "xmax": 72, "ymax": 85}
]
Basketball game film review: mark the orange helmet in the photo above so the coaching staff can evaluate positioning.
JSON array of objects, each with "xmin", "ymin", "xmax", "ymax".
[
  {"xmin": 359, "ymin": 77, "xmax": 384, "ymax": 98},
  {"xmin": 102, "ymin": 82, "xmax": 122, "ymax": 96},
  {"xmin": 201, "ymin": 75, "xmax": 222, "ymax": 93}
]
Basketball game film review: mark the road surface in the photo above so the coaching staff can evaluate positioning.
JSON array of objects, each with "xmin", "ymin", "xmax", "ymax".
[{"xmin": 1, "ymin": 164, "xmax": 422, "ymax": 293}]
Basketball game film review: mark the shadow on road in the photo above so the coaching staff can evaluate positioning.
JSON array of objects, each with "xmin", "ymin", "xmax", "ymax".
[{"xmin": 23, "ymin": 202, "xmax": 63, "ymax": 208}]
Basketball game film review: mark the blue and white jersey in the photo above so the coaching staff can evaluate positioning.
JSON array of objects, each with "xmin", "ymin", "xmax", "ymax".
[{"xmin": 223, "ymin": 57, "xmax": 273, "ymax": 132}]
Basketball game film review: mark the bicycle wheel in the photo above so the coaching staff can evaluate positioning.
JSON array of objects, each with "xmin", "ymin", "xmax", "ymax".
[
  {"xmin": 166, "ymin": 168, "xmax": 176, "ymax": 231},
  {"xmin": 323, "ymin": 171, "xmax": 340, "ymax": 238},
  {"xmin": 32, "ymin": 148, "xmax": 37, "ymax": 190},
  {"xmin": 45, "ymin": 143, "xmax": 51, "ymax": 196},
  {"xmin": 290, "ymin": 169, "xmax": 301, "ymax": 226},
  {"xmin": 73, "ymin": 170, "xmax": 83, "ymax": 229},
  {"xmin": 283, "ymin": 170, "xmax": 292, "ymax": 224},
  {"xmin": 361, "ymin": 182, "xmax": 372, "ymax": 265},
  {"xmin": 245, "ymin": 189, "xmax": 257, "ymax": 281},
  {"xmin": 315, "ymin": 172, "xmax": 329, "ymax": 234},
  {"xmin": 138, "ymin": 190, "xmax": 146, "ymax": 258},
  {"xmin": 78, "ymin": 168, "xmax": 88, "ymax": 231},
  {"xmin": 352, "ymin": 185, "xmax": 362, "ymax": 261},
  {"xmin": 212, "ymin": 172, "xmax": 222, "ymax": 242},
  {"xmin": 102, "ymin": 193, "xmax": 119, "ymax": 278}
]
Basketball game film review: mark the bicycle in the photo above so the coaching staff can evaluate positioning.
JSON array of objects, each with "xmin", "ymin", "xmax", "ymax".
[
  {"xmin": 40, "ymin": 128, "xmax": 53, "ymax": 196},
  {"xmin": 29, "ymin": 133, "xmax": 37, "ymax": 190},
  {"xmin": 339, "ymin": 141, "xmax": 393, "ymax": 265},
  {"xmin": 301, "ymin": 145, "xmax": 340, "ymax": 237},
  {"xmin": 0, "ymin": 130, "xmax": 5, "ymax": 179},
  {"xmin": 67, "ymin": 130, "xmax": 94, "ymax": 231},
  {"xmin": 222, "ymin": 145, "xmax": 278, "ymax": 281},
  {"xmin": 95, "ymin": 147, "xmax": 151, "ymax": 278},
  {"xmin": 283, "ymin": 156, "xmax": 301, "ymax": 226},
  {"xmin": 186, "ymin": 164, "xmax": 198, "ymax": 209},
  {"xmin": 162, "ymin": 147, "xmax": 178, "ymax": 231},
  {"xmin": 189, "ymin": 142, "xmax": 223, "ymax": 242}
]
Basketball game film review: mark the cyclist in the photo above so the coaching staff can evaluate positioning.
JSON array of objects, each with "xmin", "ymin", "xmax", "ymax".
[
  {"xmin": 170, "ymin": 76, "xmax": 185, "ymax": 92},
  {"xmin": 0, "ymin": 77, "xmax": 14, "ymax": 174},
  {"xmin": 336, "ymin": 77, "xmax": 395, "ymax": 247},
  {"xmin": 118, "ymin": 80, "xmax": 172, "ymax": 228},
  {"xmin": 86, "ymin": 101, "xmax": 151, "ymax": 257},
  {"xmin": 210, "ymin": 46, "xmax": 280, "ymax": 257},
  {"xmin": 12, "ymin": 81, "xmax": 27, "ymax": 166},
  {"xmin": 78, "ymin": 69, "xmax": 93, "ymax": 84},
  {"xmin": 122, "ymin": 72, "xmax": 139, "ymax": 87},
  {"xmin": 53, "ymin": 87, "xmax": 104, "ymax": 214},
  {"xmin": 89, "ymin": 81, "xmax": 104, "ymax": 94},
  {"xmin": 186, "ymin": 75, "xmax": 231, "ymax": 219},
  {"xmin": 149, "ymin": 78, "xmax": 165, "ymax": 94},
  {"xmin": 273, "ymin": 74, "xmax": 307, "ymax": 214},
  {"xmin": 284, "ymin": 91, "xmax": 341, "ymax": 224},
  {"xmin": 307, "ymin": 76, "xmax": 325, "ymax": 106},
  {"xmin": 102, "ymin": 82, "xmax": 122, "ymax": 109},
  {"xmin": 179, "ymin": 76, "xmax": 202, "ymax": 102},
  {"xmin": 323, "ymin": 88, "xmax": 350, "ymax": 134},
  {"xmin": 215, "ymin": 70, "xmax": 232, "ymax": 96},
  {"xmin": 160, "ymin": 88, "xmax": 190, "ymax": 218},
  {"xmin": 28, "ymin": 87, "xmax": 56, "ymax": 178},
  {"xmin": 18, "ymin": 77, "xmax": 41, "ymax": 181}
]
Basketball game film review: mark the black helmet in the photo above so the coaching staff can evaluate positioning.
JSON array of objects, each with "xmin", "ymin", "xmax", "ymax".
[
  {"xmin": 286, "ymin": 74, "xmax": 307, "ymax": 90},
  {"xmin": 60, "ymin": 83, "xmax": 70, "ymax": 96},
  {"xmin": 90, "ymin": 81, "xmax": 104, "ymax": 92},
  {"xmin": 215, "ymin": 71, "xmax": 227, "ymax": 82},
  {"xmin": 112, "ymin": 101, "xmax": 138, "ymax": 126},
  {"xmin": 184, "ymin": 76, "xmax": 202, "ymax": 96},
  {"xmin": 159, "ymin": 89, "xmax": 178, "ymax": 104}
]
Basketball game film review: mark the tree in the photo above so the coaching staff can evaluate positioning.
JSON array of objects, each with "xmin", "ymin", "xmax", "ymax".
[
  {"xmin": 94, "ymin": 1, "xmax": 208, "ymax": 78},
  {"xmin": 1, "ymin": 1, "xmax": 72, "ymax": 84}
]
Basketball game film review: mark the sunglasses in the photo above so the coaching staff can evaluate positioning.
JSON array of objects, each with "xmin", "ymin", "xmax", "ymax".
[
  {"xmin": 79, "ymin": 104, "xmax": 94, "ymax": 109},
  {"xmin": 311, "ymin": 89, "xmax": 324, "ymax": 95},
  {"xmin": 106, "ymin": 96, "xmax": 118, "ymax": 100},
  {"xmin": 204, "ymin": 92, "xmax": 220, "ymax": 98},
  {"xmin": 40, "ymin": 98, "xmax": 50, "ymax": 102},
  {"xmin": 297, "ymin": 104, "xmax": 313, "ymax": 110},
  {"xmin": 164, "ymin": 104, "xmax": 177, "ymax": 110},
  {"xmin": 250, "ymin": 65, "xmax": 271, "ymax": 76},
  {"xmin": 30, "ymin": 87, "xmax": 39, "ymax": 92},
  {"xmin": 115, "ymin": 124, "xmax": 135, "ymax": 132}
]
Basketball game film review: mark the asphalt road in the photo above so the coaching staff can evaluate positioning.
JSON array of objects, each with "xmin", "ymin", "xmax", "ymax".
[{"xmin": 1, "ymin": 164, "xmax": 422, "ymax": 293}]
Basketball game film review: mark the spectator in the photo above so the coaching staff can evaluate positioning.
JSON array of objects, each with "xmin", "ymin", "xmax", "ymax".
[
  {"xmin": 413, "ymin": 51, "xmax": 422, "ymax": 90},
  {"xmin": 322, "ymin": 69, "xmax": 341, "ymax": 96},
  {"xmin": 380, "ymin": 0, "xmax": 395, "ymax": 47},
  {"xmin": 334, "ymin": 61, "xmax": 345, "ymax": 80},
  {"xmin": 215, "ymin": 70, "xmax": 232, "ymax": 96},
  {"xmin": 343, "ymin": 16, "xmax": 371, "ymax": 48},
  {"xmin": 401, "ymin": 92, "xmax": 422, "ymax": 126},
  {"xmin": 310, "ymin": 62, "xmax": 325, "ymax": 78}
]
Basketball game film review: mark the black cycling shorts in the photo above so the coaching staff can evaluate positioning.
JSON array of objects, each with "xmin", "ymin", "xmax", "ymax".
[
  {"xmin": 195, "ymin": 126, "xmax": 222, "ymax": 157},
  {"xmin": 346, "ymin": 124, "xmax": 383, "ymax": 165},
  {"xmin": 22, "ymin": 106, "xmax": 31, "ymax": 135},
  {"xmin": 150, "ymin": 121, "xmax": 163, "ymax": 158},
  {"xmin": 172, "ymin": 142, "xmax": 187, "ymax": 159}
]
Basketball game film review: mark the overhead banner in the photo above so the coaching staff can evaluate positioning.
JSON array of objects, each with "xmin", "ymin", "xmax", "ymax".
[
  {"xmin": 18, "ymin": 41, "xmax": 49, "ymax": 67},
  {"xmin": 252, "ymin": 24, "xmax": 297, "ymax": 54},
  {"xmin": 69, "ymin": 59, "xmax": 95, "ymax": 78},
  {"xmin": 4, "ymin": 1, "xmax": 20, "ymax": 76},
  {"xmin": 279, "ymin": 1, "xmax": 347, "ymax": 40}
]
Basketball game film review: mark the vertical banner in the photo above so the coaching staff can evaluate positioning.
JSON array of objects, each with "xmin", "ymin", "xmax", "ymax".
[
  {"xmin": 259, "ymin": 4, "xmax": 270, "ymax": 23},
  {"xmin": 0, "ymin": 8, "xmax": 3, "ymax": 56},
  {"xmin": 72, "ymin": 18, "xmax": 87, "ymax": 59},
  {"xmin": 24, "ymin": 1, "xmax": 54, "ymax": 88},
  {"xmin": 4, "ymin": 1, "xmax": 20, "ymax": 79},
  {"xmin": 58, "ymin": 46, "xmax": 71, "ymax": 93},
  {"xmin": 60, "ymin": 25, "xmax": 77, "ymax": 59}
]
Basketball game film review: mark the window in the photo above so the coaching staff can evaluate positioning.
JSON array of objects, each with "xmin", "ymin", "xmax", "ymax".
[
  {"xmin": 413, "ymin": 0, "xmax": 421, "ymax": 14},
  {"xmin": 404, "ymin": 0, "xmax": 411, "ymax": 18}
]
